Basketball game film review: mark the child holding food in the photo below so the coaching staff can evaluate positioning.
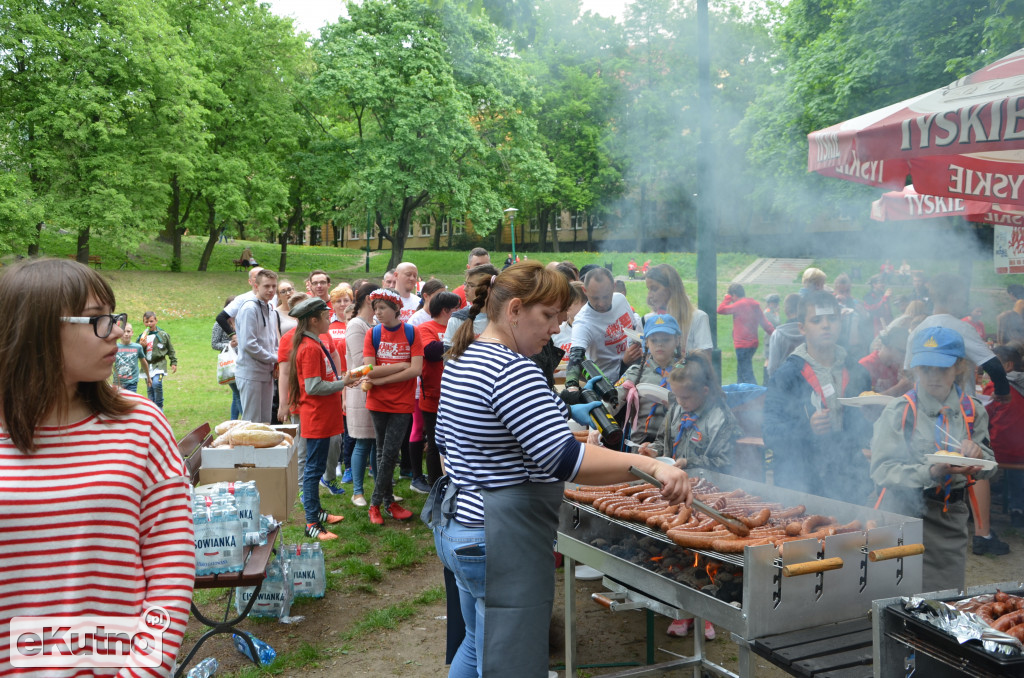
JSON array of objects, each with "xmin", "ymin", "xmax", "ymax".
[
  {"xmin": 870, "ymin": 327, "xmax": 997, "ymax": 592},
  {"xmin": 287, "ymin": 297, "xmax": 357, "ymax": 540},
  {"xmin": 639, "ymin": 353, "xmax": 741, "ymax": 639},
  {"xmin": 615, "ymin": 314, "xmax": 684, "ymax": 448}
]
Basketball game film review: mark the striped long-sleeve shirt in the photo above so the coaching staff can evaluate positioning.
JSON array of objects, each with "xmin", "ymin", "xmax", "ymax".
[
  {"xmin": 0, "ymin": 392, "xmax": 195, "ymax": 677},
  {"xmin": 436, "ymin": 342, "xmax": 584, "ymax": 528}
]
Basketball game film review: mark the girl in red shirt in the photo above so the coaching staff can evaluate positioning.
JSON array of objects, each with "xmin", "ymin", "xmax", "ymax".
[
  {"xmin": 362, "ymin": 289, "xmax": 423, "ymax": 524},
  {"xmin": 288, "ymin": 298, "xmax": 356, "ymax": 540}
]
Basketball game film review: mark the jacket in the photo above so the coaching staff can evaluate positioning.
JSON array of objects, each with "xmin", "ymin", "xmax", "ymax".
[
  {"xmin": 984, "ymin": 372, "xmax": 1024, "ymax": 464},
  {"xmin": 763, "ymin": 347, "xmax": 873, "ymax": 501}
]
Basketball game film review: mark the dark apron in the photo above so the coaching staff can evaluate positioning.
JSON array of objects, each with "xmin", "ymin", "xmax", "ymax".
[{"xmin": 480, "ymin": 481, "xmax": 563, "ymax": 678}]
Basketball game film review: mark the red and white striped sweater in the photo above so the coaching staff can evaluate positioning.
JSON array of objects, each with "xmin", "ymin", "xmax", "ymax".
[{"xmin": 0, "ymin": 392, "xmax": 195, "ymax": 677}]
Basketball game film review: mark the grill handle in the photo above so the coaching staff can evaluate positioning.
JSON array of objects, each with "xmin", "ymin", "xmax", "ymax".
[
  {"xmin": 782, "ymin": 557, "xmax": 844, "ymax": 577},
  {"xmin": 868, "ymin": 544, "xmax": 925, "ymax": 562},
  {"xmin": 592, "ymin": 593, "xmax": 615, "ymax": 609}
]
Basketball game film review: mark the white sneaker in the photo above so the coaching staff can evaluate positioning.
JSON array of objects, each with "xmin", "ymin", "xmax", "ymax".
[
  {"xmin": 351, "ymin": 494, "xmax": 367, "ymax": 507},
  {"xmin": 574, "ymin": 565, "xmax": 603, "ymax": 581}
]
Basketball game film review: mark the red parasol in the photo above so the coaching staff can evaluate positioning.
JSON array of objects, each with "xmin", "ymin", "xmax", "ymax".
[
  {"xmin": 869, "ymin": 184, "xmax": 1024, "ymax": 225},
  {"xmin": 809, "ymin": 48, "xmax": 1024, "ymax": 205}
]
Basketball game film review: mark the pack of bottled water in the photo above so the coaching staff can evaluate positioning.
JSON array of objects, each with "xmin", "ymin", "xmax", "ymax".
[
  {"xmin": 195, "ymin": 481, "xmax": 261, "ymax": 541},
  {"xmin": 235, "ymin": 556, "xmax": 292, "ymax": 618},
  {"xmin": 191, "ymin": 494, "xmax": 244, "ymax": 576},
  {"xmin": 283, "ymin": 543, "xmax": 326, "ymax": 598}
]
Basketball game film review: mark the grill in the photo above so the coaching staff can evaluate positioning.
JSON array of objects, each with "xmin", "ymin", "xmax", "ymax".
[
  {"xmin": 558, "ymin": 469, "xmax": 925, "ymax": 677},
  {"xmin": 873, "ymin": 582, "xmax": 1024, "ymax": 678}
]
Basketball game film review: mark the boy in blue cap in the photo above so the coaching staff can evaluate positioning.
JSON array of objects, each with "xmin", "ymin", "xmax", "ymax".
[{"xmin": 871, "ymin": 326, "xmax": 998, "ymax": 592}]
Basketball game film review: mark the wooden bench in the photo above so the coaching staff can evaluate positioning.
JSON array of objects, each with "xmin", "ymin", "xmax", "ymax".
[
  {"xmin": 65, "ymin": 255, "xmax": 103, "ymax": 268},
  {"xmin": 175, "ymin": 424, "xmax": 278, "ymax": 676},
  {"xmin": 233, "ymin": 258, "xmax": 253, "ymax": 272}
]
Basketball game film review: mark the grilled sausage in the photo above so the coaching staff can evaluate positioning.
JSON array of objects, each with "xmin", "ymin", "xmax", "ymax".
[
  {"xmin": 801, "ymin": 515, "xmax": 834, "ymax": 534},
  {"xmin": 993, "ymin": 609, "xmax": 1024, "ymax": 632}
]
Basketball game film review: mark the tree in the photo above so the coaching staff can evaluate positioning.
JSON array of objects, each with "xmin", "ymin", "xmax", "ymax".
[
  {"xmin": 162, "ymin": 0, "xmax": 308, "ymax": 271},
  {"xmin": 311, "ymin": 0, "xmax": 550, "ymax": 269},
  {"xmin": 0, "ymin": 0, "xmax": 205, "ymax": 259}
]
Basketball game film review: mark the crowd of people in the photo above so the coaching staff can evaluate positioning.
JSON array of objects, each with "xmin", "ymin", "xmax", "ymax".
[{"xmin": 4, "ymin": 250, "xmax": 1024, "ymax": 677}]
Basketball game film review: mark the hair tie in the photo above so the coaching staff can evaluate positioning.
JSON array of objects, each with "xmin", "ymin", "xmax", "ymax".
[{"xmin": 490, "ymin": 275, "xmax": 497, "ymax": 285}]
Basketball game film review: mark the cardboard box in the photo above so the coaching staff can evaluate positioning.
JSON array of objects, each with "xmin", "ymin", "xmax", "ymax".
[
  {"xmin": 202, "ymin": 444, "xmax": 292, "ymax": 469},
  {"xmin": 200, "ymin": 446, "xmax": 297, "ymax": 522}
]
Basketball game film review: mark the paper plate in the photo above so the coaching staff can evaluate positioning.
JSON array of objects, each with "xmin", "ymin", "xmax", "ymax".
[
  {"xmin": 655, "ymin": 456, "xmax": 676, "ymax": 466},
  {"xmin": 837, "ymin": 394, "xmax": 896, "ymax": 407},
  {"xmin": 923, "ymin": 453, "xmax": 998, "ymax": 471},
  {"xmin": 636, "ymin": 383, "xmax": 671, "ymax": 405}
]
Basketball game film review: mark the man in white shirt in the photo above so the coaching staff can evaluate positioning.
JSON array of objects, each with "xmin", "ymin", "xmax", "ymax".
[
  {"xmin": 564, "ymin": 267, "xmax": 641, "ymax": 389},
  {"xmin": 395, "ymin": 262, "xmax": 421, "ymax": 322},
  {"xmin": 235, "ymin": 269, "xmax": 280, "ymax": 423}
]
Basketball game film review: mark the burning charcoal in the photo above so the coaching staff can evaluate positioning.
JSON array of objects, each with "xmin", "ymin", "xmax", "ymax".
[
  {"xmin": 591, "ymin": 538, "xmax": 610, "ymax": 549},
  {"xmin": 662, "ymin": 557, "xmax": 681, "ymax": 568}
]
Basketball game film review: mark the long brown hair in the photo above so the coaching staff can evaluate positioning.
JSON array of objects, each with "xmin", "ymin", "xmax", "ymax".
[
  {"xmin": 646, "ymin": 264, "xmax": 695, "ymax": 345},
  {"xmin": 287, "ymin": 314, "xmax": 318, "ymax": 409},
  {"xmin": 448, "ymin": 260, "xmax": 571, "ymax": 360},
  {"xmin": 0, "ymin": 258, "xmax": 134, "ymax": 452}
]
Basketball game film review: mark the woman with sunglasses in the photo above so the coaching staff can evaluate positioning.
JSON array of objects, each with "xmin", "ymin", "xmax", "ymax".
[{"xmin": 0, "ymin": 258, "xmax": 195, "ymax": 675}]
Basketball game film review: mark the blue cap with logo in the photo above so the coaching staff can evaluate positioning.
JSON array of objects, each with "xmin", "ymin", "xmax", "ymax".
[
  {"xmin": 644, "ymin": 314, "xmax": 681, "ymax": 338},
  {"xmin": 909, "ymin": 326, "xmax": 965, "ymax": 368}
]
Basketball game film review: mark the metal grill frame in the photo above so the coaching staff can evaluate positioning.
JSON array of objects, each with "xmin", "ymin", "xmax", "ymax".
[{"xmin": 559, "ymin": 469, "xmax": 925, "ymax": 677}]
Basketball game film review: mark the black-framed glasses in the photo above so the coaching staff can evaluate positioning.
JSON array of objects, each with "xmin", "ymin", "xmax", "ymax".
[{"xmin": 60, "ymin": 313, "xmax": 129, "ymax": 338}]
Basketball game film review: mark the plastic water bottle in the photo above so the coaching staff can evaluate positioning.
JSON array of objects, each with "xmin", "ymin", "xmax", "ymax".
[
  {"xmin": 232, "ymin": 633, "xmax": 276, "ymax": 665},
  {"xmin": 185, "ymin": 657, "xmax": 218, "ymax": 678}
]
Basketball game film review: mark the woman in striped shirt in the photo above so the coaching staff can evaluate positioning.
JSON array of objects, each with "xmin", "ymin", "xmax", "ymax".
[
  {"xmin": 0, "ymin": 258, "xmax": 195, "ymax": 676},
  {"xmin": 432, "ymin": 261, "xmax": 691, "ymax": 678}
]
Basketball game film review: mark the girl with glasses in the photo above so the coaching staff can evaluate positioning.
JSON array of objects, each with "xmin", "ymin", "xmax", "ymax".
[{"xmin": 0, "ymin": 258, "xmax": 195, "ymax": 674}]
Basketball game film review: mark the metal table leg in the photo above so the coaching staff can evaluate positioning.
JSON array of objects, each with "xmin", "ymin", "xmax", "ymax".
[{"xmin": 174, "ymin": 582, "xmax": 263, "ymax": 677}]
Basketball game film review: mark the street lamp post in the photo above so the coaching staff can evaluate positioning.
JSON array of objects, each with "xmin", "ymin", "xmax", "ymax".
[
  {"xmin": 365, "ymin": 210, "xmax": 372, "ymax": 273},
  {"xmin": 503, "ymin": 207, "xmax": 518, "ymax": 261}
]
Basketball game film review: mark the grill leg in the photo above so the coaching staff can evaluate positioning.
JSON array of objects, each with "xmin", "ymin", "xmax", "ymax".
[
  {"xmin": 693, "ymin": 615, "xmax": 705, "ymax": 677},
  {"xmin": 564, "ymin": 555, "xmax": 577, "ymax": 677}
]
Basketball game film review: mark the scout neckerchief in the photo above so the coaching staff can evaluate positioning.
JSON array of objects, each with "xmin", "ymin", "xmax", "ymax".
[{"xmin": 671, "ymin": 409, "xmax": 701, "ymax": 458}]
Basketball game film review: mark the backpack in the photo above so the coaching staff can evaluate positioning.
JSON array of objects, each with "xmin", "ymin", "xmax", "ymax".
[{"xmin": 371, "ymin": 323, "xmax": 415, "ymax": 354}]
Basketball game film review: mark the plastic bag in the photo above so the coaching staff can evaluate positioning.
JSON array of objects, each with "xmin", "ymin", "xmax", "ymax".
[{"xmin": 217, "ymin": 345, "xmax": 236, "ymax": 385}]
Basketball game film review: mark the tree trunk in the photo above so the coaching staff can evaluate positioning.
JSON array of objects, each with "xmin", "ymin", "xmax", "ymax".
[
  {"xmin": 75, "ymin": 226, "xmax": 90, "ymax": 264},
  {"xmin": 538, "ymin": 208, "xmax": 548, "ymax": 251},
  {"xmin": 197, "ymin": 198, "xmax": 218, "ymax": 272},
  {"xmin": 27, "ymin": 221, "xmax": 43, "ymax": 257},
  {"xmin": 280, "ymin": 184, "xmax": 302, "ymax": 272},
  {"xmin": 550, "ymin": 211, "xmax": 560, "ymax": 254},
  {"xmin": 636, "ymin": 184, "xmax": 647, "ymax": 252},
  {"xmin": 387, "ymin": 192, "xmax": 428, "ymax": 271},
  {"xmin": 162, "ymin": 175, "xmax": 194, "ymax": 268},
  {"xmin": 586, "ymin": 213, "xmax": 594, "ymax": 250}
]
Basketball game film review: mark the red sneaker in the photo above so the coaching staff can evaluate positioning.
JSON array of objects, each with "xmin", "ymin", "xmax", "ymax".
[
  {"xmin": 667, "ymin": 619, "xmax": 691, "ymax": 637},
  {"xmin": 368, "ymin": 505, "xmax": 384, "ymax": 525},
  {"xmin": 383, "ymin": 502, "xmax": 413, "ymax": 520},
  {"xmin": 704, "ymin": 620, "xmax": 716, "ymax": 640},
  {"xmin": 305, "ymin": 523, "xmax": 338, "ymax": 541},
  {"xmin": 317, "ymin": 510, "xmax": 344, "ymax": 525}
]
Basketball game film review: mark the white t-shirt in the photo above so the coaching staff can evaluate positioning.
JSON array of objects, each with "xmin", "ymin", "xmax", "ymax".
[
  {"xmin": 407, "ymin": 308, "xmax": 430, "ymax": 326},
  {"xmin": 552, "ymin": 321, "xmax": 573, "ymax": 356},
  {"xmin": 569, "ymin": 293, "xmax": 638, "ymax": 381},
  {"xmin": 904, "ymin": 313, "xmax": 996, "ymax": 369},
  {"xmin": 399, "ymin": 292, "xmax": 420, "ymax": 322},
  {"xmin": 686, "ymin": 309, "xmax": 713, "ymax": 352}
]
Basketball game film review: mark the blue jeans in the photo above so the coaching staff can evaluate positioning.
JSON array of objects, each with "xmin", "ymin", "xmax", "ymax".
[
  {"xmin": 735, "ymin": 347, "xmax": 757, "ymax": 385},
  {"xmin": 350, "ymin": 438, "xmax": 375, "ymax": 496},
  {"xmin": 434, "ymin": 519, "xmax": 487, "ymax": 678},
  {"xmin": 147, "ymin": 373, "xmax": 164, "ymax": 410},
  {"xmin": 229, "ymin": 381, "xmax": 241, "ymax": 421},
  {"xmin": 303, "ymin": 437, "xmax": 331, "ymax": 524}
]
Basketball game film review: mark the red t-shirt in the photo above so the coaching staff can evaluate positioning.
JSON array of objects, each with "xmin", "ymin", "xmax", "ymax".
[
  {"xmin": 294, "ymin": 333, "xmax": 344, "ymax": 439},
  {"xmin": 858, "ymin": 350, "xmax": 900, "ymax": 392},
  {"xmin": 363, "ymin": 323, "xmax": 423, "ymax": 414},
  {"xmin": 983, "ymin": 382, "xmax": 1024, "ymax": 464},
  {"xmin": 416, "ymin": 319, "xmax": 448, "ymax": 413},
  {"xmin": 279, "ymin": 329, "xmax": 338, "ymax": 416}
]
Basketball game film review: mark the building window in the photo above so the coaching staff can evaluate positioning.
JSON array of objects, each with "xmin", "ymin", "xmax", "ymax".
[
  {"xmin": 419, "ymin": 221, "xmax": 431, "ymax": 237},
  {"xmin": 529, "ymin": 218, "xmax": 538, "ymax": 232},
  {"xmin": 572, "ymin": 212, "xmax": 585, "ymax": 231}
]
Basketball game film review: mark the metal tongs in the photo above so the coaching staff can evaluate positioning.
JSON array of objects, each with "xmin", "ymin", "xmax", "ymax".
[{"xmin": 628, "ymin": 466, "xmax": 750, "ymax": 537}]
